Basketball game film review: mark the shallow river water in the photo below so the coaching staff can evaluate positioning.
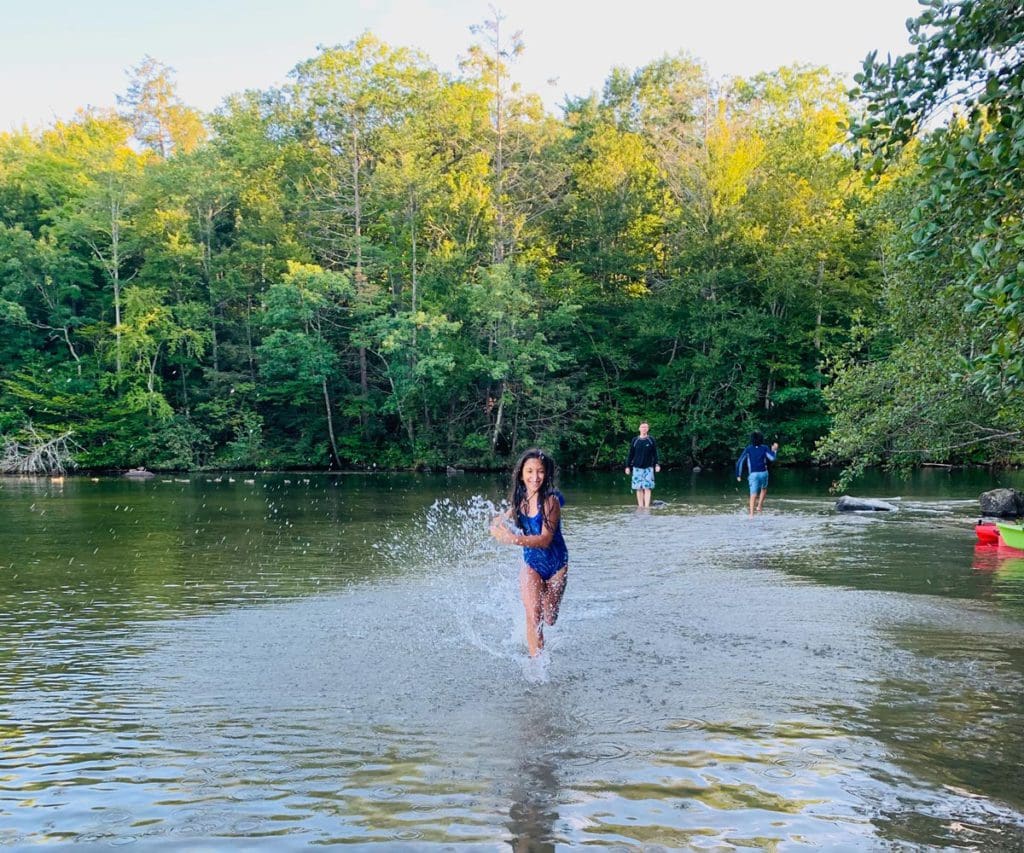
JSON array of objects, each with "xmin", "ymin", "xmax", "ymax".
[{"xmin": 1, "ymin": 468, "xmax": 1023, "ymax": 850}]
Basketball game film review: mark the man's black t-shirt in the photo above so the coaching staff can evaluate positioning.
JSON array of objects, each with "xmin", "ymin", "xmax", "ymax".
[{"xmin": 626, "ymin": 436, "xmax": 658, "ymax": 469}]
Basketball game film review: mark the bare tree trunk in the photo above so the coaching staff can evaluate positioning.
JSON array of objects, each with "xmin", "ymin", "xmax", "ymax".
[
  {"xmin": 111, "ymin": 198, "xmax": 123, "ymax": 374},
  {"xmin": 376, "ymin": 352, "xmax": 415, "ymax": 448},
  {"xmin": 62, "ymin": 327, "xmax": 82, "ymax": 375},
  {"xmin": 493, "ymin": 17, "xmax": 505, "ymax": 264},
  {"xmin": 246, "ymin": 293, "xmax": 256, "ymax": 383},
  {"xmin": 81, "ymin": 177, "xmax": 134, "ymax": 375},
  {"xmin": 322, "ymin": 378, "xmax": 342, "ymax": 468},
  {"xmin": 395, "ymin": 384, "xmax": 415, "ymax": 447},
  {"xmin": 491, "ymin": 381, "xmax": 506, "ymax": 452},
  {"xmin": 814, "ymin": 258, "xmax": 825, "ymax": 390},
  {"xmin": 209, "ymin": 293, "xmax": 219, "ymax": 373},
  {"xmin": 668, "ymin": 335, "xmax": 679, "ymax": 365},
  {"xmin": 30, "ymin": 273, "xmax": 83, "ymax": 374},
  {"xmin": 353, "ymin": 128, "xmax": 362, "ymax": 273},
  {"xmin": 181, "ymin": 367, "xmax": 189, "ymax": 416},
  {"xmin": 353, "ymin": 128, "xmax": 370, "ymax": 434},
  {"xmin": 30, "ymin": 320, "xmax": 82, "ymax": 374},
  {"xmin": 410, "ymin": 189, "xmax": 418, "ymax": 345},
  {"xmin": 201, "ymin": 206, "xmax": 220, "ymax": 373},
  {"xmin": 510, "ymin": 394, "xmax": 520, "ymax": 455},
  {"xmin": 83, "ymin": 190, "xmax": 127, "ymax": 372},
  {"xmin": 359, "ymin": 347, "xmax": 369, "ymax": 431}
]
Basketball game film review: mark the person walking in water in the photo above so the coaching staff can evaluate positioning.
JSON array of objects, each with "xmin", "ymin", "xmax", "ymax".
[
  {"xmin": 735, "ymin": 431, "xmax": 779, "ymax": 517},
  {"xmin": 490, "ymin": 448, "xmax": 569, "ymax": 658},
  {"xmin": 625, "ymin": 421, "xmax": 660, "ymax": 508}
]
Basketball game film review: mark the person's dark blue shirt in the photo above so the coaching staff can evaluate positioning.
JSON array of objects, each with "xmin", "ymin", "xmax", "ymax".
[{"xmin": 735, "ymin": 444, "xmax": 777, "ymax": 478}]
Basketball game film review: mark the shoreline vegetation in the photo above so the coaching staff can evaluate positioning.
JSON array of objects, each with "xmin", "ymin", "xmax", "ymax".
[
  {"xmin": 1, "ymin": 461, "xmax": 1018, "ymax": 479},
  {"xmin": 1, "ymin": 2, "xmax": 1022, "ymax": 491}
]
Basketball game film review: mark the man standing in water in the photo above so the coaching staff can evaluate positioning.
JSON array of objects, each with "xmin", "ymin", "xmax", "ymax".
[{"xmin": 625, "ymin": 421, "xmax": 660, "ymax": 508}]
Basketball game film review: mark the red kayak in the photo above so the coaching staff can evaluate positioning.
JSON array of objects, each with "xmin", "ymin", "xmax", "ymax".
[{"xmin": 975, "ymin": 521, "xmax": 1000, "ymax": 545}]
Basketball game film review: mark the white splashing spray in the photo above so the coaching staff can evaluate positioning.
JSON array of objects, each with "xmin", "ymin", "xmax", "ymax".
[{"xmin": 375, "ymin": 495, "xmax": 529, "ymax": 664}]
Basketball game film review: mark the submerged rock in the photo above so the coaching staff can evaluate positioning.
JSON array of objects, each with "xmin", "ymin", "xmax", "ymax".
[
  {"xmin": 124, "ymin": 467, "xmax": 155, "ymax": 479},
  {"xmin": 979, "ymin": 488, "xmax": 1024, "ymax": 518},
  {"xmin": 835, "ymin": 495, "xmax": 898, "ymax": 512}
]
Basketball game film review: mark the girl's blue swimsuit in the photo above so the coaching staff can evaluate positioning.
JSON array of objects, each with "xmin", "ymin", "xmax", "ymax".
[{"xmin": 518, "ymin": 491, "xmax": 568, "ymax": 581}]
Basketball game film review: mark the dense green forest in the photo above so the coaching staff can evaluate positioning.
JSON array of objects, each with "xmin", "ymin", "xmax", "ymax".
[{"xmin": 1, "ymin": 0, "xmax": 1021, "ymax": 480}]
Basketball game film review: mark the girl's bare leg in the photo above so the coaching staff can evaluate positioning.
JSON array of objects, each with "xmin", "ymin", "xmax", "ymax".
[
  {"xmin": 748, "ymin": 492, "xmax": 756, "ymax": 517},
  {"xmin": 541, "ymin": 566, "xmax": 568, "ymax": 626},
  {"xmin": 756, "ymin": 489, "xmax": 767, "ymax": 512},
  {"xmin": 519, "ymin": 565, "xmax": 544, "ymax": 656}
]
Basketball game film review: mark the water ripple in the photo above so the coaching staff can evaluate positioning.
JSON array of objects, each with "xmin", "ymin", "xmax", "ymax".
[{"xmin": 2, "ymin": 474, "xmax": 1023, "ymax": 848}]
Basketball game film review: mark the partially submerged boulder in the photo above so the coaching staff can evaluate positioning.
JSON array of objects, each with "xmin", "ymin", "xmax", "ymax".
[
  {"xmin": 979, "ymin": 488, "xmax": 1024, "ymax": 518},
  {"xmin": 124, "ymin": 466, "xmax": 155, "ymax": 479},
  {"xmin": 835, "ymin": 495, "xmax": 898, "ymax": 512}
]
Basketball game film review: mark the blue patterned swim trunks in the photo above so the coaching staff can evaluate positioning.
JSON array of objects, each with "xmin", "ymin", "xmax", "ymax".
[{"xmin": 631, "ymin": 466, "xmax": 655, "ymax": 490}]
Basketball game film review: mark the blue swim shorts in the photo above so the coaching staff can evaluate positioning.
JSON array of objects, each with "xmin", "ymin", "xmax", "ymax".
[
  {"xmin": 631, "ymin": 466, "xmax": 655, "ymax": 490},
  {"xmin": 748, "ymin": 471, "xmax": 769, "ymax": 495}
]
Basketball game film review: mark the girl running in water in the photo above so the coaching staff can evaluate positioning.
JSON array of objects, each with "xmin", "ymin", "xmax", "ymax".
[{"xmin": 490, "ymin": 448, "xmax": 569, "ymax": 657}]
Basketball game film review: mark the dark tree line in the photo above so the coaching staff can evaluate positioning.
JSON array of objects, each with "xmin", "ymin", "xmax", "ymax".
[{"xmin": 2, "ymin": 4, "xmax": 1021, "ymax": 479}]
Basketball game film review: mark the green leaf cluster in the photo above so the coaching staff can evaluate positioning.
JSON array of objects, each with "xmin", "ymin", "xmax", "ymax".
[{"xmin": 825, "ymin": 0, "xmax": 1024, "ymax": 482}]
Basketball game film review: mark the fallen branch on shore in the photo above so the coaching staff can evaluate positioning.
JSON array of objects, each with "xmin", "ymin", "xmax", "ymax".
[{"xmin": 1, "ymin": 426, "xmax": 78, "ymax": 476}]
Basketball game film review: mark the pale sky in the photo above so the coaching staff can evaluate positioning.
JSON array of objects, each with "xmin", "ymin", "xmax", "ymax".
[{"xmin": 1, "ymin": 0, "xmax": 924, "ymax": 130}]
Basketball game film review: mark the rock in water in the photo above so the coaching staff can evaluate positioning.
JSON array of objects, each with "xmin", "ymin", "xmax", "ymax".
[
  {"xmin": 979, "ymin": 488, "xmax": 1024, "ymax": 518},
  {"xmin": 835, "ymin": 495, "xmax": 898, "ymax": 512}
]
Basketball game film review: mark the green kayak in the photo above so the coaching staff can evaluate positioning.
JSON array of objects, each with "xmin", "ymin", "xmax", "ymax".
[{"xmin": 996, "ymin": 521, "xmax": 1024, "ymax": 550}]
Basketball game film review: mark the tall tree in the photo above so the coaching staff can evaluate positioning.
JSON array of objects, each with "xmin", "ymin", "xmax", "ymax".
[
  {"xmin": 849, "ymin": 0, "xmax": 1024, "ymax": 390},
  {"xmin": 466, "ymin": 6, "xmax": 523, "ymax": 263},
  {"xmin": 21, "ymin": 112, "xmax": 151, "ymax": 375},
  {"xmin": 118, "ymin": 56, "xmax": 207, "ymax": 158},
  {"xmin": 257, "ymin": 262, "xmax": 353, "ymax": 468},
  {"xmin": 818, "ymin": 0, "xmax": 1024, "ymax": 480},
  {"xmin": 289, "ymin": 34, "xmax": 435, "ymax": 432},
  {"xmin": 464, "ymin": 9, "xmax": 568, "ymax": 266}
]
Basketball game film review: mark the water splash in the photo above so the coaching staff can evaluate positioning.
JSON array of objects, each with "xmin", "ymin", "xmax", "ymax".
[
  {"xmin": 376, "ymin": 494, "xmax": 501, "ymax": 573},
  {"xmin": 375, "ymin": 495, "xmax": 526, "ymax": 663},
  {"xmin": 521, "ymin": 650, "xmax": 550, "ymax": 684}
]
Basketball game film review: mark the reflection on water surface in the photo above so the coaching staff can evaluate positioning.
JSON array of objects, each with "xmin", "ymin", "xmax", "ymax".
[{"xmin": 1, "ymin": 469, "xmax": 1023, "ymax": 848}]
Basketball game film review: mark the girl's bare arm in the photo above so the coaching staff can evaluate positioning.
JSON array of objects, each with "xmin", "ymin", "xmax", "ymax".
[{"xmin": 501, "ymin": 496, "xmax": 560, "ymax": 548}]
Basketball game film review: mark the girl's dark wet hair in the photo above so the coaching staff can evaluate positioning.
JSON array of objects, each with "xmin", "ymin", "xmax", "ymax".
[
  {"xmin": 508, "ymin": 447, "xmax": 557, "ymax": 528},
  {"xmin": 750, "ymin": 431, "xmax": 764, "ymax": 446}
]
